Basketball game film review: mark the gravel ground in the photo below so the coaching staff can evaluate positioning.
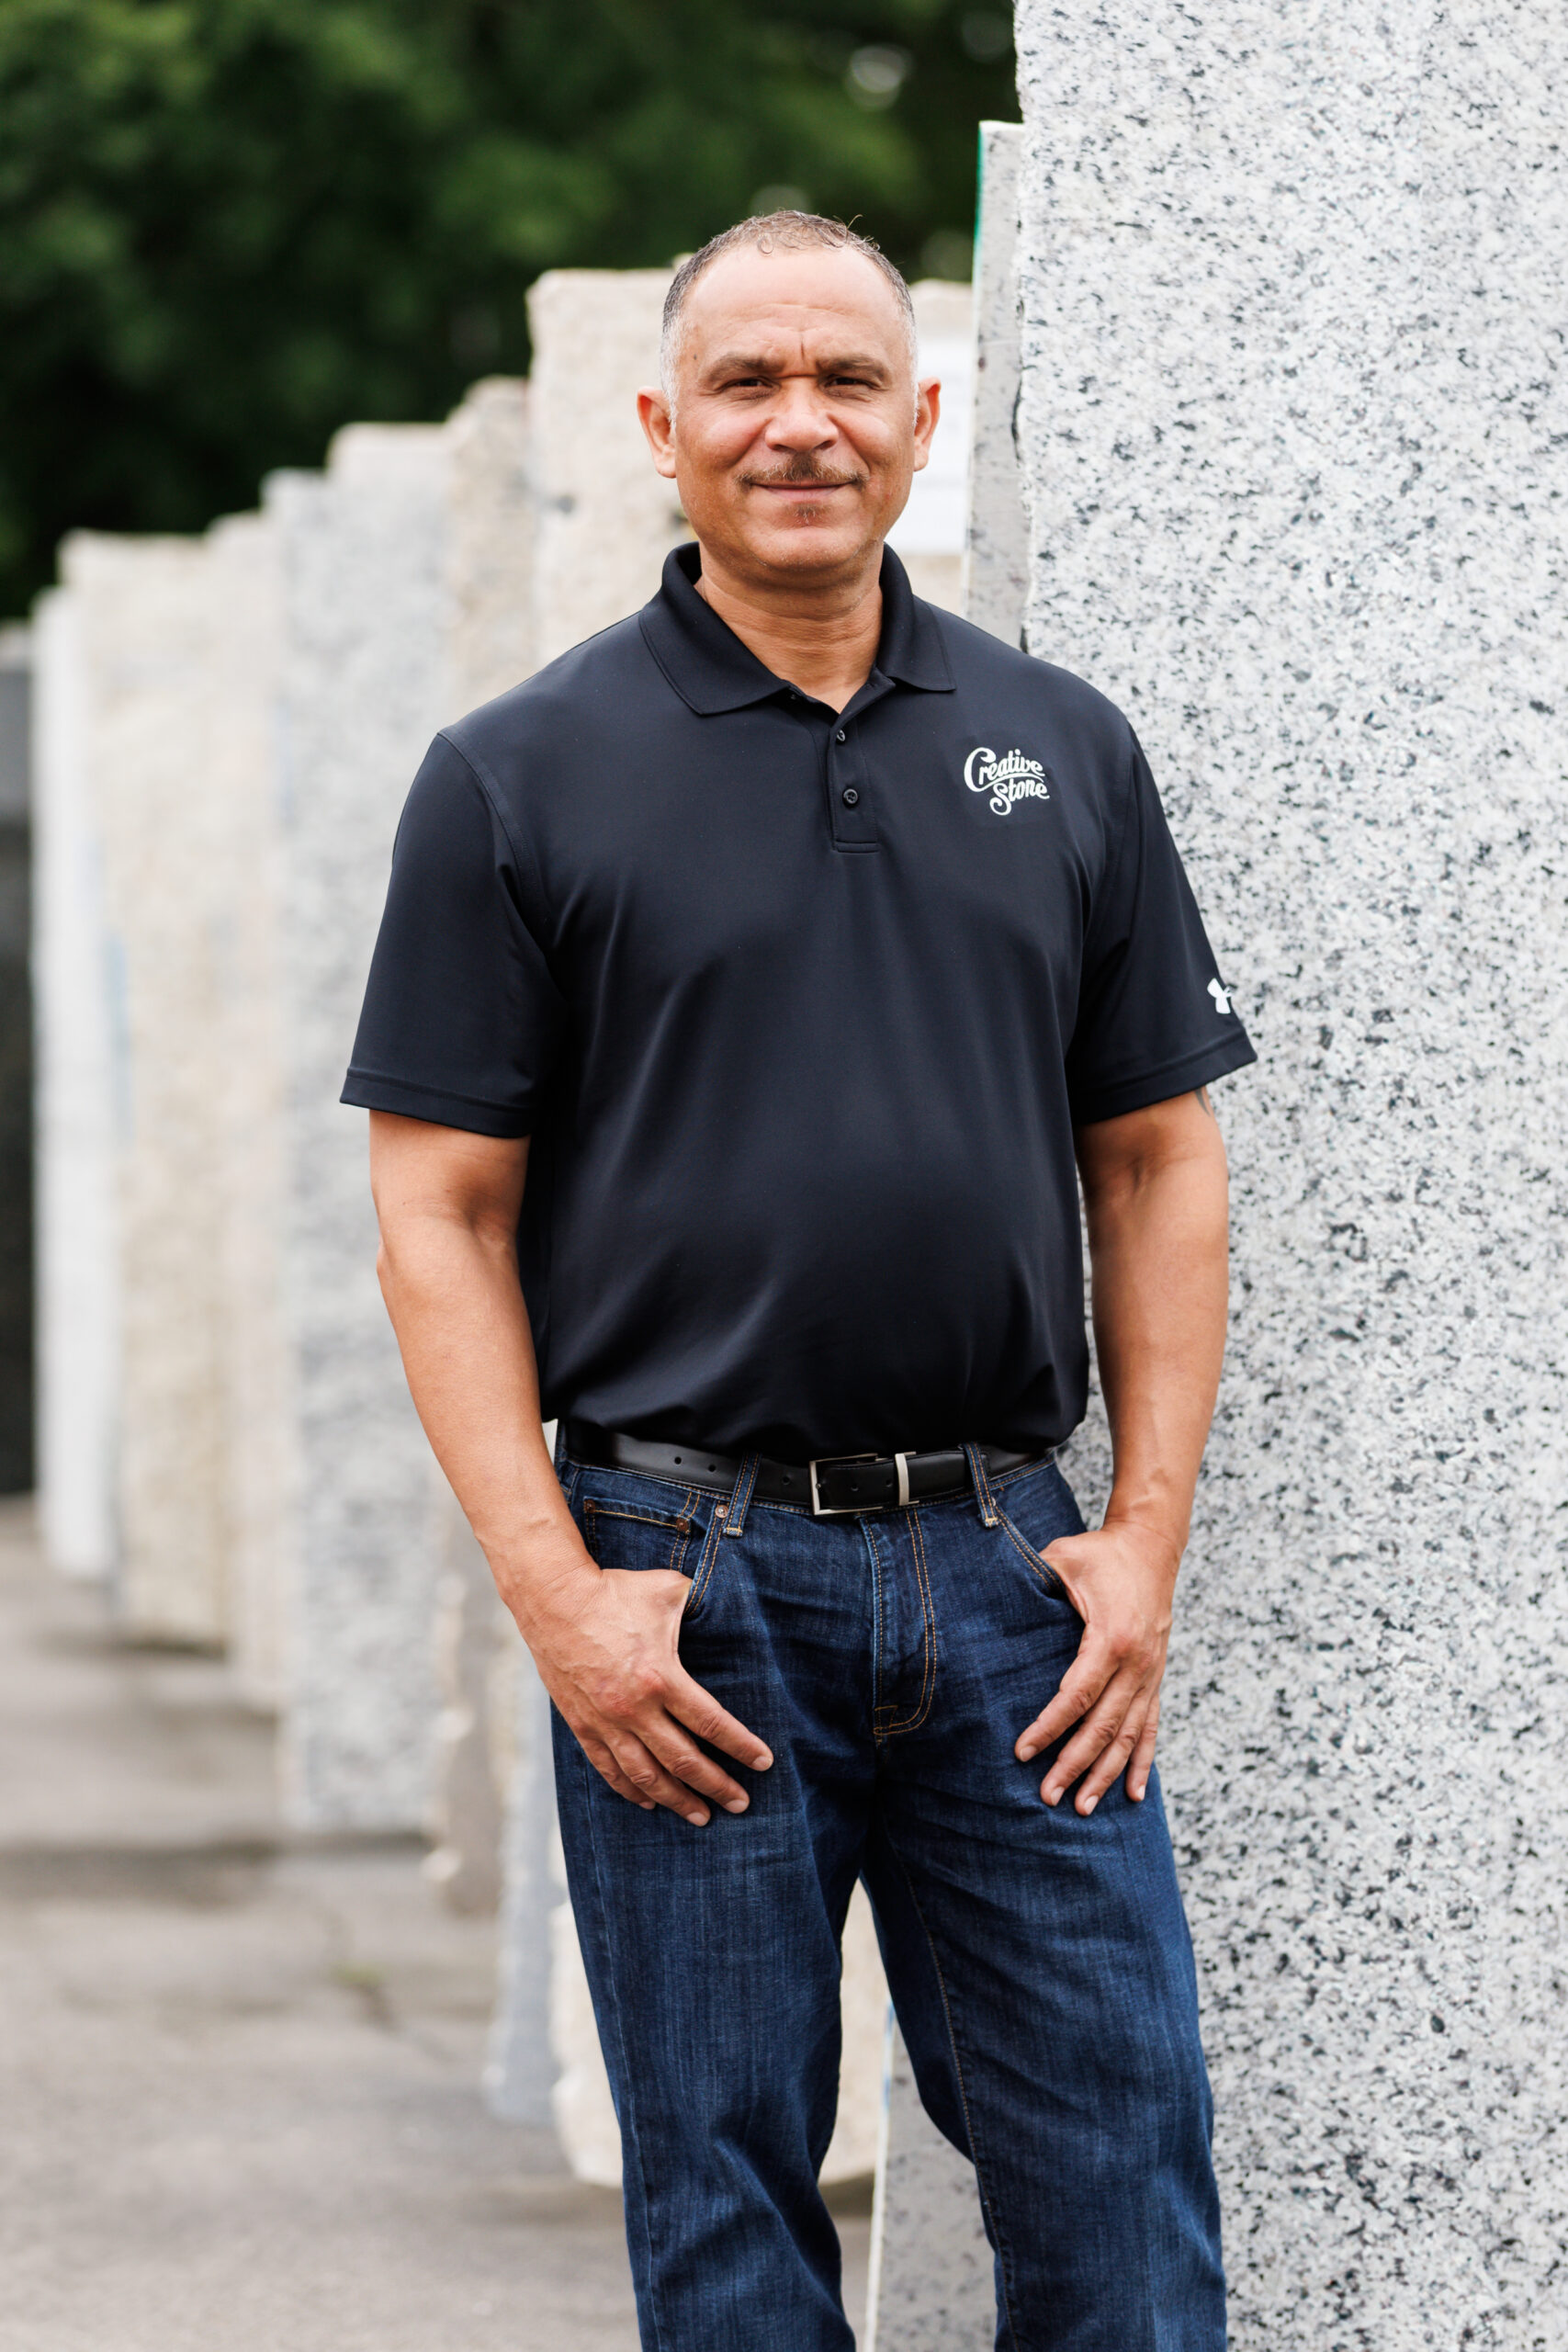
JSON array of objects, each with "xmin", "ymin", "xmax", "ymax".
[{"xmin": 0, "ymin": 1499, "xmax": 870, "ymax": 2352}]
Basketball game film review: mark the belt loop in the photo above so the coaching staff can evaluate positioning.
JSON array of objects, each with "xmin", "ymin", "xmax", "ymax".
[
  {"xmin": 724, "ymin": 1452, "xmax": 761, "ymax": 1538},
  {"xmin": 964, "ymin": 1442, "xmax": 1000, "ymax": 1529}
]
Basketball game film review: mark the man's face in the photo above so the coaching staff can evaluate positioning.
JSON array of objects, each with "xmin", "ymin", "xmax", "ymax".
[{"xmin": 639, "ymin": 243, "xmax": 940, "ymax": 590}]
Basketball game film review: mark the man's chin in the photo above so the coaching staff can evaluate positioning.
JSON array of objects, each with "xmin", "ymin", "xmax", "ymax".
[{"xmin": 722, "ymin": 520, "xmax": 881, "ymax": 583}]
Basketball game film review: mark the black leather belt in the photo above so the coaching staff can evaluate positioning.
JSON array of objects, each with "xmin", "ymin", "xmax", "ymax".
[{"xmin": 564, "ymin": 1419, "xmax": 1045, "ymax": 1518}]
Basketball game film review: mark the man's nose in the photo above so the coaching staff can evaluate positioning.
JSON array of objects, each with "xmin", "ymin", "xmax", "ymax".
[{"xmin": 763, "ymin": 380, "xmax": 837, "ymax": 447}]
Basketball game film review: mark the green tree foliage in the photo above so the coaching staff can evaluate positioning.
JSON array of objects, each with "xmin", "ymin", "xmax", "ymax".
[{"xmin": 0, "ymin": 0, "xmax": 1017, "ymax": 614}]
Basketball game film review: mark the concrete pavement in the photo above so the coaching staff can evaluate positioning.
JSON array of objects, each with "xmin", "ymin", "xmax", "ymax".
[{"xmin": 0, "ymin": 1498, "xmax": 872, "ymax": 2349}]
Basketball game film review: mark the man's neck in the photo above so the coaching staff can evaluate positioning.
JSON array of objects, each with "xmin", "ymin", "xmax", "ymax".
[{"xmin": 693, "ymin": 546, "xmax": 884, "ymax": 716}]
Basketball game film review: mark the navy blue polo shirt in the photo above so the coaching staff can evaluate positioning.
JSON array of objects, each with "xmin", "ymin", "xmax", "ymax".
[{"xmin": 344, "ymin": 545, "xmax": 1255, "ymax": 1460}]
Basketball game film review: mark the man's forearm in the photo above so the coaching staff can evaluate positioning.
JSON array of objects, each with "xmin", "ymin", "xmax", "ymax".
[
  {"xmin": 369, "ymin": 1124, "xmax": 592, "ymax": 1635},
  {"xmin": 1083, "ymin": 1092, "xmax": 1230, "ymax": 1560},
  {"xmin": 1016, "ymin": 1090, "xmax": 1231, "ymax": 1811}
]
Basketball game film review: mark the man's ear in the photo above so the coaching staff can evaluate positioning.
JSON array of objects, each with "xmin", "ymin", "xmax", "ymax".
[
  {"xmin": 637, "ymin": 386, "xmax": 679, "ymax": 480},
  {"xmin": 910, "ymin": 378, "xmax": 942, "ymax": 476}
]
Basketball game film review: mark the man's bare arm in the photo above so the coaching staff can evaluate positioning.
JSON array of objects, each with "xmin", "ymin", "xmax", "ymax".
[
  {"xmin": 1015, "ymin": 1088, "xmax": 1229, "ymax": 1814},
  {"xmin": 367, "ymin": 1110, "xmax": 772, "ymax": 1826}
]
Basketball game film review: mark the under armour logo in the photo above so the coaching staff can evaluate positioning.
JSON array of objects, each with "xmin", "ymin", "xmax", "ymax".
[{"xmin": 1207, "ymin": 978, "xmax": 1235, "ymax": 1016}]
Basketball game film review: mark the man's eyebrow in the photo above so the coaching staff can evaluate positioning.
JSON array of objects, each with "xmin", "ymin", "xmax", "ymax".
[{"xmin": 699, "ymin": 347, "xmax": 896, "ymax": 381}]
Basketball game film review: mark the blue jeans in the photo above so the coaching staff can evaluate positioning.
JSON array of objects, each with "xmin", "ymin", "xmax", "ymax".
[{"xmin": 553, "ymin": 1442, "xmax": 1225, "ymax": 2351}]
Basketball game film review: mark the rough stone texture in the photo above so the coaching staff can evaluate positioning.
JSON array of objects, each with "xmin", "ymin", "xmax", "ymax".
[
  {"xmin": 1006, "ymin": 6, "xmax": 1568, "ymax": 2344},
  {"xmin": 445, "ymin": 376, "xmax": 536, "ymax": 713},
  {"xmin": 485, "ymin": 1644, "xmax": 557, "ymax": 2131},
  {"xmin": 527, "ymin": 271, "xmax": 682, "ymax": 666},
  {"xmin": 428, "ymin": 377, "xmax": 536, "ymax": 1902},
  {"xmin": 889, "ymin": 280, "xmax": 975, "ymax": 616},
  {"xmin": 267, "ymin": 425, "xmax": 452, "ymax": 1828},
  {"xmin": 963, "ymin": 125, "xmax": 1028, "ymax": 646},
  {"xmin": 205, "ymin": 513, "xmax": 292, "ymax": 1707},
  {"xmin": 0, "ymin": 628, "xmax": 33, "ymax": 1493},
  {"xmin": 865, "ymin": 2025, "xmax": 991, "ymax": 2352},
  {"xmin": 32, "ymin": 585, "xmax": 118, "ymax": 1579},
  {"xmin": 58, "ymin": 533, "xmax": 231, "ymax": 1644}
]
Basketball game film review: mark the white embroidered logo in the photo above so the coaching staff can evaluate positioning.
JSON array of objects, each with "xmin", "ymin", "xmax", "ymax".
[
  {"xmin": 964, "ymin": 745, "xmax": 1050, "ymax": 815},
  {"xmin": 1207, "ymin": 978, "xmax": 1235, "ymax": 1016}
]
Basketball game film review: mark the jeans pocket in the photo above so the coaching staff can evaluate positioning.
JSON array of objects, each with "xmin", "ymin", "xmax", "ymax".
[
  {"xmin": 581, "ymin": 1498, "xmax": 696, "ymax": 1584},
  {"xmin": 995, "ymin": 1505, "xmax": 1072, "ymax": 1601}
]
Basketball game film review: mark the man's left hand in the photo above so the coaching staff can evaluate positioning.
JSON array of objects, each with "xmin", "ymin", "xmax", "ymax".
[{"xmin": 1014, "ymin": 1521, "xmax": 1179, "ymax": 1814}]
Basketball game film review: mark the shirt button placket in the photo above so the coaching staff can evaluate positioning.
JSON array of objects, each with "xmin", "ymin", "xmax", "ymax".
[{"xmin": 829, "ymin": 720, "xmax": 875, "ymax": 850}]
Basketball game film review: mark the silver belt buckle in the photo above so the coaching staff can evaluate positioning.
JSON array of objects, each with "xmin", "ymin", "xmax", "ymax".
[{"xmin": 808, "ymin": 1450, "xmax": 914, "ymax": 1517}]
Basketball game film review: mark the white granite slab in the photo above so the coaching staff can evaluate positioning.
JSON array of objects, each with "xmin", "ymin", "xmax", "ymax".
[
  {"xmin": 266, "ymin": 425, "xmax": 452, "ymax": 1827},
  {"xmin": 1008, "ymin": 4, "xmax": 1568, "ymax": 2342},
  {"xmin": 32, "ymin": 585, "xmax": 119, "ymax": 1581}
]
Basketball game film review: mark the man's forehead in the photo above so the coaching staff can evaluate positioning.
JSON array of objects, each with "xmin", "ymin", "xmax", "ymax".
[
  {"xmin": 696, "ymin": 328, "xmax": 897, "ymax": 380},
  {"xmin": 679, "ymin": 245, "xmax": 908, "ymax": 356}
]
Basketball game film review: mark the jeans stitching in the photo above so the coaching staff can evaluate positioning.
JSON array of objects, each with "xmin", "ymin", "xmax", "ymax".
[
  {"xmin": 875, "ymin": 1510, "xmax": 937, "ymax": 1736},
  {"xmin": 996, "ymin": 1510, "xmax": 1068, "ymax": 1600},
  {"xmin": 884, "ymin": 1838, "xmax": 1023, "ymax": 2352},
  {"xmin": 863, "ymin": 1519, "xmax": 887, "ymax": 1726},
  {"xmin": 964, "ymin": 1441, "xmax": 1000, "ymax": 1528},
  {"xmin": 583, "ymin": 1502, "xmax": 694, "ymax": 1535},
  {"xmin": 687, "ymin": 1501, "xmax": 727, "ymax": 1614},
  {"xmin": 582, "ymin": 1498, "xmax": 696, "ymax": 1588},
  {"xmin": 724, "ymin": 1453, "xmax": 761, "ymax": 1537}
]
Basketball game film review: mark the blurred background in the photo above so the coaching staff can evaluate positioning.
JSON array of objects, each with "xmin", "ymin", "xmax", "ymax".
[
  {"xmin": 0, "ymin": 12, "xmax": 1016, "ymax": 2347},
  {"xmin": 0, "ymin": 0, "xmax": 1016, "ymax": 622}
]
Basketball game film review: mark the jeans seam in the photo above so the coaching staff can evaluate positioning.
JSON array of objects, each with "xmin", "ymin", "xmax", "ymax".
[
  {"xmin": 686, "ymin": 1501, "xmax": 726, "ymax": 1614},
  {"xmin": 885, "ymin": 1837, "xmax": 1023, "ymax": 2352},
  {"xmin": 864, "ymin": 1519, "xmax": 887, "ymax": 1725},
  {"xmin": 874, "ymin": 1510, "xmax": 936, "ymax": 1736},
  {"xmin": 995, "ymin": 1510, "xmax": 1068, "ymax": 1599},
  {"xmin": 571, "ymin": 1737, "xmax": 671, "ymax": 2352}
]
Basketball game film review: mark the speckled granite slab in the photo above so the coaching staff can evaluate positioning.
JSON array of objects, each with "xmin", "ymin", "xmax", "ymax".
[{"xmin": 1010, "ymin": 4, "xmax": 1568, "ymax": 2343}]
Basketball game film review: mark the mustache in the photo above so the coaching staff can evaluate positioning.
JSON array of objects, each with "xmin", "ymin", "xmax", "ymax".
[{"xmin": 739, "ymin": 458, "xmax": 867, "ymax": 490}]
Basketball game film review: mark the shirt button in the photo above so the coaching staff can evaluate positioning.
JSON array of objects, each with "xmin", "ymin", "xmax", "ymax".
[
  {"xmin": 841, "ymin": 786, "xmax": 860, "ymax": 807},
  {"xmin": 835, "ymin": 728, "xmax": 847, "ymax": 742}
]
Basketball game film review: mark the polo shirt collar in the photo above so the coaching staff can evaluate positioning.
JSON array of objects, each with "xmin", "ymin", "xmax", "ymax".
[{"xmin": 640, "ymin": 540, "xmax": 954, "ymax": 716}]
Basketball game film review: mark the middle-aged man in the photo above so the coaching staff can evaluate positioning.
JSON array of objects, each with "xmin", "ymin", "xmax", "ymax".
[{"xmin": 345, "ymin": 212, "xmax": 1256, "ymax": 2350}]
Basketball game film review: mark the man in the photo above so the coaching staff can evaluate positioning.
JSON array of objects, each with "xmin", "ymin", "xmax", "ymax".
[{"xmin": 345, "ymin": 211, "xmax": 1255, "ymax": 2350}]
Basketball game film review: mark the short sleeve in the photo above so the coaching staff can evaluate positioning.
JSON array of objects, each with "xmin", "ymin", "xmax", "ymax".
[
  {"xmin": 341, "ymin": 732, "xmax": 565, "ymax": 1136},
  {"xmin": 1066, "ymin": 731, "xmax": 1257, "ymax": 1125}
]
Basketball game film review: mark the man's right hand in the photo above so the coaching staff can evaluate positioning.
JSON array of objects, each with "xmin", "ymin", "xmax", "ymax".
[{"xmin": 515, "ymin": 1546, "xmax": 773, "ymax": 1827}]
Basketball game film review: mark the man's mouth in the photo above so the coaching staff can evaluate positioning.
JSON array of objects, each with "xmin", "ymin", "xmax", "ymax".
[{"xmin": 740, "ymin": 468, "xmax": 865, "ymax": 497}]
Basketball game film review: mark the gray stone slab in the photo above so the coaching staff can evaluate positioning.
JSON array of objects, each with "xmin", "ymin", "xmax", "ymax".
[
  {"xmin": 51, "ymin": 534, "xmax": 231, "ymax": 1643},
  {"xmin": 267, "ymin": 426, "xmax": 452, "ymax": 1828},
  {"xmin": 962, "ymin": 124, "xmax": 1028, "ymax": 646},
  {"xmin": 445, "ymin": 376, "xmax": 536, "ymax": 713},
  {"xmin": 485, "ymin": 1636, "xmax": 556, "ymax": 2130},
  {"xmin": 32, "ymin": 586, "xmax": 120, "ymax": 1581},
  {"xmin": 1005, "ymin": 2, "xmax": 1568, "ymax": 2342},
  {"xmin": 864, "ymin": 2024, "xmax": 992, "ymax": 2352},
  {"xmin": 204, "ymin": 513, "xmax": 292, "ymax": 1705},
  {"xmin": 526, "ymin": 270, "xmax": 684, "ymax": 666},
  {"xmin": 426, "ymin": 1486, "xmax": 509, "ymax": 1917},
  {"xmin": 890, "ymin": 280, "xmax": 976, "ymax": 616},
  {"xmin": 0, "ymin": 629, "xmax": 32, "ymax": 1493}
]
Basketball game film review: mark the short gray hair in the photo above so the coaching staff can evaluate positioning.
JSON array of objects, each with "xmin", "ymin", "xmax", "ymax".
[{"xmin": 660, "ymin": 211, "xmax": 918, "ymax": 397}]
